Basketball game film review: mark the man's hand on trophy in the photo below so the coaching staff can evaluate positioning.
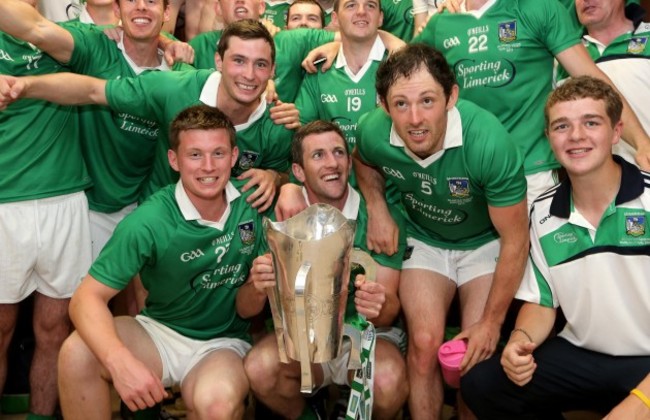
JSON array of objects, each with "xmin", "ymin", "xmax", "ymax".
[
  {"xmin": 251, "ymin": 254, "xmax": 276, "ymax": 293},
  {"xmin": 353, "ymin": 275, "xmax": 386, "ymax": 320}
]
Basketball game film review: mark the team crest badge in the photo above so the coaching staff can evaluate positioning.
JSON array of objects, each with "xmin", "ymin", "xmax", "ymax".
[
  {"xmin": 238, "ymin": 221, "xmax": 256, "ymax": 245},
  {"xmin": 238, "ymin": 151, "xmax": 260, "ymax": 171},
  {"xmin": 627, "ymin": 37, "xmax": 648, "ymax": 54},
  {"xmin": 498, "ymin": 21, "xmax": 517, "ymax": 43},
  {"xmin": 448, "ymin": 178, "xmax": 470, "ymax": 198},
  {"xmin": 625, "ymin": 215, "xmax": 646, "ymax": 237}
]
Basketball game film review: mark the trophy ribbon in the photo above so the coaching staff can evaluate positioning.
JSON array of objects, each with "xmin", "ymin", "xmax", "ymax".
[{"xmin": 346, "ymin": 321, "xmax": 376, "ymax": 420}]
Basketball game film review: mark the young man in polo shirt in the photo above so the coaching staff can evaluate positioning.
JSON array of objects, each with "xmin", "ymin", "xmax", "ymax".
[{"xmin": 462, "ymin": 76, "xmax": 650, "ymax": 419}]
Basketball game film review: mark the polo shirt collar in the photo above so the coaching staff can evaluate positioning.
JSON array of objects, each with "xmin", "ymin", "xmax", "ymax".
[
  {"xmin": 199, "ymin": 71, "xmax": 267, "ymax": 131},
  {"xmin": 550, "ymin": 155, "xmax": 645, "ymax": 218},
  {"xmin": 174, "ymin": 180, "xmax": 241, "ymax": 229}
]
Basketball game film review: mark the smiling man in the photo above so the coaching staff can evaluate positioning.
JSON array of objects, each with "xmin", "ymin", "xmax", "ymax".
[
  {"xmin": 57, "ymin": 104, "xmax": 270, "ymax": 420},
  {"xmin": 462, "ymin": 76, "xmax": 650, "ymax": 419},
  {"xmin": 0, "ymin": 20, "xmax": 296, "ymax": 213},
  {"xmin": 353, "ymin": 43, "xmax": 529, "ymax": 419},
  {"xmin": 0, "ymin": 0, "xmax": 194, "ymax": 261},
  {"xmin": 242, "ymin": 121, "xmax": 408, "ymax": 419}
]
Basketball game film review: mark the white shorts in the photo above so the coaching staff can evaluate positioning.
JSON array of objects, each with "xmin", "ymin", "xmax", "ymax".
[
  {"xmin": 321, "ymin": 326, "xmax": 405, "ymax": 387},
  {"xmin": 402, "ymin": 237, "xmax": 499, "ymax": 287},
  {"xmin": 0, "ymin": 192, "xmax": 91, "ymax": 303},
  {"xmin": 89, "ymin": 203, "xmax": 137, "ymax": 261},
  {"xmin": 135, "ymin": 315, "xmax": 252, "ymax": 388},
  {"xmin": 526, "ymin": 169, "xmax": 560, "ymax": 209}
]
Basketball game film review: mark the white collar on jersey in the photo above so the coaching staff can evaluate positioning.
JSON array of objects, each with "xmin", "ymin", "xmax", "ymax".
[
  {"xmin": 462, "ymin": 0, "xmax": 497, "ymax": 17},
  {"xmin": 335, "ymin": 35, "xmax": 385, "ymax": 83},
  {"xmin": 199, "ymin": 71, "xmax": 268, "ymax": 131},
  {"xmin": 389, "ymin": 105, "xmax": 463, "ymax": 168},
  {"xmin": 116, "ymin": 31, "xmax": 170, "ymax": 75},
  {"xmin": 302, "ymin": 184, "xmax": 360, "ymax": 220},
  {"xmin": 175, "ymin": 180, "xmax": 241, "ymax": 229}
]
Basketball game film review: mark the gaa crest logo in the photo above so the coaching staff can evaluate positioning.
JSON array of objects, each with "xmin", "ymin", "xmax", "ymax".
[
  {"xmin": 627, "ymin": 37, "xmax": 648, "ymax": 54},
  {"xmin": 448, "ymin": 178, "xmax": 470, "ymax": 198},
  {"xmin": 238, "ymin": 151, "xmax": 260, "ymax": 171},
  {"xmin": 238, "ymin": 221, "xmax": 256, "ymax": 245},
  {"xmin": 498, "ymin": 21, "xmax": 517, "ymax": 43},
  {"xmin": 625, "ymin": 215, "xmax": 646, "ymax": 237}
]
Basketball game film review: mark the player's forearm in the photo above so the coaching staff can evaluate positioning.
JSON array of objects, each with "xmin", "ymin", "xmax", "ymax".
[
  {"xmin": 482, "ymin": 236, "xmax": 528, "ymax": 327},
  {"xmin": 69, "ymin": 279, "xmax": 132, "ymax": 369},
  {"xmin": 236, "ymin": 280, "xmax": 268, "ymax": 319},
  {"xmin": 23, "ymin": 73, "xmax": 108, "ymax": 106},
  {"xmin": 352, "ymin": 150, "xmax": 388, "ymax": 212},
  {"xmin": 508, "ymin": 303, "xmax": 556, "ymax": 346}
]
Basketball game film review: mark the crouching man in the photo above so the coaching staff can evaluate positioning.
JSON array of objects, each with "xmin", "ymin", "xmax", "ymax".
[
  {"xmin": 462, "ymin": 76, "xmax": 650, "ymax": 419},
  {"xmin": 57, "ymin": 105, "xmax": 270, "ymax": 420},
  {"xmin": 240, "ymin": 121, "xmax": 409, "ymax": 419}
]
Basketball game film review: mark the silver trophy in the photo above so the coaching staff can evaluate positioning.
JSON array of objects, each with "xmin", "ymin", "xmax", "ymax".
[{"xmin": 264, "ymin": 204, "xmax": 376, "ymax": 393}]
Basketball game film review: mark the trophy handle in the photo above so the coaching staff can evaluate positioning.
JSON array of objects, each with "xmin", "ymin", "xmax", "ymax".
[
  {"xmin": 351, "ymin": 249, "xmax": 377, "ymax": 286},
  {"xmin": 345, "ymin": 249, "xmax": 377, "ymax": 370},
  {"xmin": 267, "ymin": 283, "xmax": 289, "ymax": 364},
  {"xmin": 295, "ymin": 263, "xmax": 314, "ymax": 394}
]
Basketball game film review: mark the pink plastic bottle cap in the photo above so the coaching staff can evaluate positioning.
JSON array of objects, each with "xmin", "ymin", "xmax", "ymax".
[{"xmin": 437, "ymin": 339, "xmax": 467, "ymax": 388}]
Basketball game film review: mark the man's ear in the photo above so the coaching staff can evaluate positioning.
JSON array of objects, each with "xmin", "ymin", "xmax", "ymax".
[
  {"xmin": 231, "ymin": 146, "xmax": 240, "ymax": 168},
  {"xmin": 113, "ymin": 1, "xmax": 121, "ymax": 20},
  {"xmin": 612, "ymin": 119, "xmax": 623, "ymax": 146},
  {"xmin": 445, "ymin": 84, "xmax": 459, "ymax": 110},
  {"xmin": 215, "ymin": 53, "xmax": 223, "ymax": 71},
  {"xmin": 162, "ymin": 2, "xmax": 171, "ymax": 23},
  {"xmin": 379, "ymin": 98, "xmax": 389, "ymax": 115},
  {"xmin": 292, "ymin": 163, "xmax": 306, "ymax": 183},
  {"xmin": 168, "ymin": 149, "xmax": 179, "ymax": 172}
]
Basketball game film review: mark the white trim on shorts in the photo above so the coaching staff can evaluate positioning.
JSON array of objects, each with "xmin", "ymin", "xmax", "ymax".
[
  {"xmin": 320, "ymin": 326, "xmax": 406, "ymax": 387},
  {"xmin": 89, "ymin": 203, "xmax": 137, "ymax": 261},
  {"xmin": 0, "ymin": 191, "xmax": 91, "ymax": 303},
  {"xmin": 135, "ymin": 315, "xmax": 251, "ymax": 388},
  {"xmin": 401, "ymin": 237, "xmax": 499, "ymax": 287}
]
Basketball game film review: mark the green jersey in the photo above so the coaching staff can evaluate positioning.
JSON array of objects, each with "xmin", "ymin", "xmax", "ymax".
[
  {"xmin": 189, "ymin": 28, "xmax": 335, "ymax": 101},
  {"xmin": 90, "ymin": 179, "xmax": 268, "ymax": 341},
  {"xmin": 357, "ymin": 101, "xmax": 526, "ymax": 250},
  {"xmin": 0, "ymin": 32, "xmax": 91, "ymax": 203},
  {"xmin": 105, "ymin": 70, "xmax": 293, "ymax": 199},
  {"xmin": 65, "ymin": 23, "xmax": 193, "ymax": 212},
  {"xmin": 380, "ymin": 0, "xmax": 415, "ymax": 41},
  {"xmin": 263, "ymin": 0, "xmax": 292, "ymax": 28},
  {"xmin": 188, "ymin": 30, "xmax": 221, "ymax": 70},
  {"xmin": 414, "ymin": 0, "xmax": 579, "ymax": 175},
  {"xmin": 296, "ymin": 37, "xmax": 386, "ymax": 147}
]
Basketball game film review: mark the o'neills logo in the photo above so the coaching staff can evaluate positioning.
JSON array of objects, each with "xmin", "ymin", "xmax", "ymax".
[
  {"xmin": 453, "ymin": 58, "xmax": 515, "ymax": 89},
  {"xmin": 553, "ymin": 232, "xmax": 577, "ymax": 244}
]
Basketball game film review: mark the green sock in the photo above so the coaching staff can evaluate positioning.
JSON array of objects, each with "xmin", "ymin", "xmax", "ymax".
[
  {"xmin": 297, "ymin": 403, "xmax": 319, "ymax": 420},
  {"xmin": 26, "ymin": 414, "xmax": 56, "ymax": 420}
]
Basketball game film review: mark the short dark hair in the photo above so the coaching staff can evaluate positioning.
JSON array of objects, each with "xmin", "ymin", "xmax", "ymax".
[
  {"xmin": 292, "ymin": 120, "xmax": 348, "ymax": 166},
  {"xmin": 169, "ymin": 105, "xmax": 237, "ymax": 151},
  {"xmin": 218, "ymin": 19, "xmax": 276, "ymax": 64},
  {"xmin": 287, "ymin": 0, "xmax": 326, "ymax": 27},
  {"xmin": 376, "ymin": 43, "xmax": 456, "ymax": 107},
  {"xmin": 545, "ymin": 76, "xmax": 623, "ymax": 128}
]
